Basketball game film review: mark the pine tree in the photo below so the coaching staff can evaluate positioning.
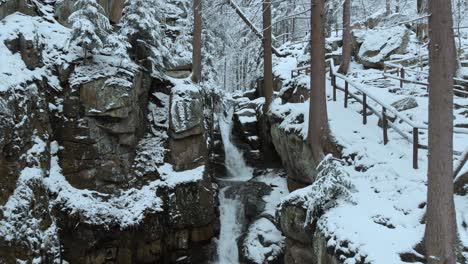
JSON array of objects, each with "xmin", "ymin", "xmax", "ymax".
[
  {"xmin": 192, "ymin": 0, "xmax": 203, "ymax": 83},
  {"xmin": 307, "ymin": 0, "xmax": 330, "ymax": 161},
  {"xmin": 120, "ymin": 0, "xmax": 168, "ymax": 67},
  {"xmin": 338, "ymin": 0, "xmax": 352, "ymax": 74},
  {"xmin": 425, "ymin": 0, "xmax": 458, "ymax": 262},
  {"xmin": 69, "ymin": 0, "xmax": 112, "ymax": 64}
]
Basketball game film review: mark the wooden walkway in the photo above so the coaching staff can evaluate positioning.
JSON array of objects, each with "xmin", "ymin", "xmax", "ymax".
[{"xmin": 290, "ymin": 59, "xmax": 468, "ymax": 173}]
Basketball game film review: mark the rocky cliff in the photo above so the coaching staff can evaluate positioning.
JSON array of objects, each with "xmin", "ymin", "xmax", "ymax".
[{"xmin": 0, "ymin": 1, "xmax": 218, "ymax": 263}]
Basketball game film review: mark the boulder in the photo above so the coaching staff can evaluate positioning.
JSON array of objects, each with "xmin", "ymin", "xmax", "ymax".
[
  {"xmin": 169, "ymin": 88, "xmax": 204, "ymax": 139},
  {"xmin": 378, "ymin": 97, "xmax": 418, "ymax": 127},
  {"xmin": 167, "ymin": 86, "xmax": 206, "ymax": 171},
  {"xmin": 279, "ymin": 81, "xmax": 309, "ymax": 104},
  {"xmin": 270, "ymin": 124, "xmax": 318, "ymax": 191},
  {"xmin": 357, "ymin": 26, "xmax": 410, "ymax": 69},
  {"xmin": 391, "ymin": 96, "xmax": 419, "ymax": 112}
]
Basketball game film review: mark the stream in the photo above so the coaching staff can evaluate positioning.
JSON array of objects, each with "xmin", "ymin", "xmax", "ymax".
[{"xmin": 215, "ymin": 102, "xmax": 253, "ymax": 263}]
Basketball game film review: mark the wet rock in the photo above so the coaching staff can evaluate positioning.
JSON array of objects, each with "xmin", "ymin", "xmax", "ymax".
[
  {"xmin": 225, "ymin": 181, "xmax": 272, "ymax": 225},
  {"xmin": 53, "ymin": 177, "xmax": 218, "ymax": 264}
]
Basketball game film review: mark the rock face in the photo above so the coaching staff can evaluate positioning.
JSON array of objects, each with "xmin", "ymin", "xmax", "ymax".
[
  {"xmin": 357, "ymin": 26, "xmax": 410, "ymax": 69},
  {"xmin": 0, "ymin": 0, "xmax": 37, "ymax": 20},
  {"xmin": 270, "ymin": 124, "xmax": 317, "ymax": 191},
  {"xmin": 55, "ymin": 65, "xmax": 151, "ymax": 192},
  {"xmin": 54, "ymin": 177, "xmax": 218, "ymax": 264},
  {"xmin": 168, "ymin": 85, "xmax": 207, "ymax": 171},
  {"xmin": 232, "ymin": 97, "xmax": 264, "ymax": 167},
  {"xmin": 277, "ymin": 194, "xmax": 341, "ymax": 264},
  {"xmin": 4, "ymin": 33, "xmax": 44, "ymax": 70}
]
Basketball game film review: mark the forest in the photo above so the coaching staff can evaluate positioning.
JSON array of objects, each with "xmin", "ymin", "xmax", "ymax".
[{"xmin": 0, "ymin": 0, "xmax": 467, "ymax": 263}]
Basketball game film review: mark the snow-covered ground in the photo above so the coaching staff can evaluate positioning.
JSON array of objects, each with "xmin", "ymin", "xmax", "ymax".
[{"xmin": 272, "ymin": 40, "xmax": 468, "ymax": 263}]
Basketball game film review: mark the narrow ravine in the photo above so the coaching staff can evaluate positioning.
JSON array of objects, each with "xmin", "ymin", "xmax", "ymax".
[{"xmin": 215, "ymin": 101, "xmax": 253, "ymax": 263}]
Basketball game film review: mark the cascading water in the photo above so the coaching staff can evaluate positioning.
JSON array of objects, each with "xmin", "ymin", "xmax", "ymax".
[
  {"xmin": 215, "ymin": 100, "xmax": 252, "ymax": 263},
  {"xmin": 218, "ymin": 103, "xmax": 252, "ymax": 180}
]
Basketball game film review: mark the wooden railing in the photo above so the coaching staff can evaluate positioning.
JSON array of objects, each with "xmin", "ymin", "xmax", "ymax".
[
  {"xmin": 290, "ymin": 59, "xmax": 468, "ymax": 169},
  {"xmin": 383, "ymin": 53, "xmax": 468, "ymax": 97}
]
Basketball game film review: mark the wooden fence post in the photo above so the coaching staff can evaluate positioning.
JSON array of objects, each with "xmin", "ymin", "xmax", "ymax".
[
  {"xmin": 400, "ymin": 68, "xmax": 405, "ymax": 88},
  {"xmin": 332, "ymin": 74, "xmax": 336, "ymax": 101},
  {"xmin": 363, "ymin": 94, "xmax": 367, "ymax": 125},
  {"xmin": 344, "ymin": 81, "xmax": 349, "ymax": 108},
  {"xmin": 413, "ymin": 127, "xmax": 419, "ymax": 169},
  {"xmin": 383, "ymin": 107, "xmax": 388, "ymax": 145}
]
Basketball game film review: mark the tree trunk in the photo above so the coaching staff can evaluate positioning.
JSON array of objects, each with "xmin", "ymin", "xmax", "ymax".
[
  {"xmin": 192, "ymin": 0, "xmax": 202, "ymax": 83},
  {"xmin": 386, "ymin": 0, "xmax": 391, "ymax": 16},
  {"xmin": 338, "ymin": 0, "xmax": 352, "ymax": 74},
  {"xmin": 395, "ymin": 0, "xmax": 400, "ymax": 13},
  {"xmin": 263, "ymin": 0, "xmax": 273, "ymax": 111},
  {"xmin": 417, "ymin": 0, "xmax": 429, "ymax": 40},
  {"xmin": 425, "ymin": 0, "xmax": 458, "ymax": 263},
  {"xmin": 307, "ymin": 0, "xmax": 329, "ymax": 161}
]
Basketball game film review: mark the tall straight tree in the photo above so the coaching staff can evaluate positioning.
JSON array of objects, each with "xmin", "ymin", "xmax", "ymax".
[
  {"xmin": 386, "ymin": 0, "xmax": 391, "ymax": 15},
  {"xmin": 425, "ymin": 0, "xmax": 458, "ymax": 263},
  {"xmin": 263, "ymin": 0, "xmax": 273, "ymax": 111},
  {"xmin": 192, "ymin": 0, "xmax": 202, "ymax": 83},
  {"xmin": 307, "ymin": 0, "xmax": 329, "ymax": 161},
  {"xmin": 338, "ymin": 0, "xmax": 351, "ymax": 74}
]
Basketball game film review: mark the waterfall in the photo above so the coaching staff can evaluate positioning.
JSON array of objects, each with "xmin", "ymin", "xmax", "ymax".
[
  {"xmin": 218, "ymin": 104, "xmax": 252, "ymax": 181},
  {"xmin": 215, "ymin": 100, "xmax": 252, "ymax": 263},
  {"xmin": 216, "ymin": 188, "xmax": 243, "ymax": 264}
]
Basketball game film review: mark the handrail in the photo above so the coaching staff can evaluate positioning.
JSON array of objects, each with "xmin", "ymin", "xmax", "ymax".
[
  {"xmin": 454, "ymin": 148, "xmax": 468, "ymax": 179},
  {"xmin": 290, "ymin": 59, "xmax": 468, "ymax": 168}
]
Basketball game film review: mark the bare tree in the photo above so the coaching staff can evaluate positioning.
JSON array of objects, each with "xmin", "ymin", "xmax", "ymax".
[
  {"xmin": 338, "ymin": 0, "xmax": 352, "ymax": 74},
  {"xmin": 263, "ymin": 0, "xmax": 273, "ymax": 111},
  {"xmin": 192, "ymin": 0, "xmax": 202, "ymax": 83},
  {"xmin": 307, "ymin": 0, "xmax": 329, "ymax": 161},
  {"xmin": 425, "ymin": 0, "xmax": 458, "ymax": 263}
]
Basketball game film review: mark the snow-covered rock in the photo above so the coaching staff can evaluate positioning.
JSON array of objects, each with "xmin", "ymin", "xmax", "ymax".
[{"xmin": 357, "ymin": 26, "xmax": 410, "ymax": 69}]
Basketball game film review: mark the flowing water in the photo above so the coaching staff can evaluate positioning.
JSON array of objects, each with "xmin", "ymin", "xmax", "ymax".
[{"xmin": 215, "ymin": 103, "xmax": 252, "ymax": 263}]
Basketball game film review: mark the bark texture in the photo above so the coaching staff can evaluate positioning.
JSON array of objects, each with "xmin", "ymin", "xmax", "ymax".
[
  {"xmin": 386, "ymin": 0, "xmax": 391, "ymax": 15},
  {"xmin": 425, "ymin": 0, "xmax": 458, "ymax": 263},
  {"xmin": 307, "ymin": 0, "xmax": 329, "ymax": 161},
  {"xmin": 338, "ymin": 0, "xmax": 352, "ymax": 74},
  {"xmin": 263, "ymin": 0, "xmax": 273, "ymax": 111},
  {"xmin": 192, "ymin": 0, "xmax": 202, "ymax": 83}
]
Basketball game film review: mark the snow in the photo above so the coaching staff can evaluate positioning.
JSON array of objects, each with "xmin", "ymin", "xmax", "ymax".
[
  {"xmin": 0, "ymin": 13, "xmax": 71, "ymax": 92},
  {"xmin": 242, "ymin": 217, "xmax": 285, "ymax": 264},
  {"xmin": 46, "ymin": 141, "xmax": 205, "ymax": 229},
  {"xmin": 272, "ymin": 37, "xmax": 468, "ymax": 263}
]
